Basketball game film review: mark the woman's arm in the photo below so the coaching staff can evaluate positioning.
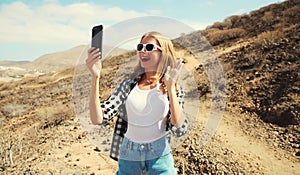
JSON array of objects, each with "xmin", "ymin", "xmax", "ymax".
[
  {"xmin": 89, "ymin": 76, "xmax": 104, "ymax": 124},
  {"xmin": 86, "ymin": 47, "xmax": 104, "ymax": 125},
  {"xmin": 167, "ymin": 85, "xmax": 185, "ymax": 127},
  {"xmin": 167, "ymin": 85, "xmax": 188, "ymax": 137}
]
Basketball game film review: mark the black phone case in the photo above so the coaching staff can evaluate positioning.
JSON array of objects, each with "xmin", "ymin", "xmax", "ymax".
[{"xmin": 91, "ymin": 25, "xmax": 103, "ymax": 55}]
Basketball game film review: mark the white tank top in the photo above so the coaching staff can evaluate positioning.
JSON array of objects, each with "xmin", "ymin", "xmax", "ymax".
[{"xmin": 125, "ymin": 83, "xmax": 169, "ymax": 143}]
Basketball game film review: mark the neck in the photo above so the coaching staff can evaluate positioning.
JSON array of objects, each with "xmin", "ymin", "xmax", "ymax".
[
  {"xmin": 143, "ymin": 72, "xmax": 158, "ymax": 84},
  {"xmin": 144, "ymin": 72, "xmax": 156, "ymax": 80}
]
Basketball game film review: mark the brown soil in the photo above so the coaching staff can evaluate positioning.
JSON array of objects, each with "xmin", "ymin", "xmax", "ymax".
[{"xmin": 0, "ymin": 66, "xmax": 298, "ymax": 174}]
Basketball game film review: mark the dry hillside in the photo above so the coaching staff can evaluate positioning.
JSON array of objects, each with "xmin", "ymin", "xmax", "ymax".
[{"xmin": 0, "ymin": 0, "xmax": 299, "ymax": 174}]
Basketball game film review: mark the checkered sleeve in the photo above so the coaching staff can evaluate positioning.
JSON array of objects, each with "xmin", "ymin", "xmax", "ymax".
[
  {"xmin": 100, "ymin": 79, "xmax": 132, "ymax": 124},
  {"xmin": 167, "ymin": 85, "xmax": 189, "ymax": 137}
]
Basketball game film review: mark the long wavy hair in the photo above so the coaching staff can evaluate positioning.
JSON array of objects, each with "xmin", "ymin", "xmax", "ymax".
[{"xmin": 133, "ymin": 31, "xmax": 178, "ymax": 94}]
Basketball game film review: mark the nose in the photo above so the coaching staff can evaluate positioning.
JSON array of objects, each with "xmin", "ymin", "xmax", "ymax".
[
  {"xmin": 141, "ymin": 47, "xmax": 147, "ymax": 53},
  {"xmin": 139, "ymin": 48, "xmax": 148, "ymax": 54}
]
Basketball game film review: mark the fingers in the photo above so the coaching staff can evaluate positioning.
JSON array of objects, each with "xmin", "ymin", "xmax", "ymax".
[
  {"xmin": 85, "ymin": 47, "xmax": 102, "ymax": 77},
  {"xmin": 171, "ymin": 59, "xmax": 184, "ymax": 74},
  {"xmin": 86, "ymin": 47, "xmax": 101, "ymax": 62},
  {"xmin": 164, "ymin": 59, "xmax": 184, "ymax": 83},
  {"xmin": 165, "ymin": 66, "xmax": 171, "ymax": 81},
  {"xmin": 176, "ymin": 59, "xmax": 184, "ymax": 73},
  {"xmin": 166, "ymin": 66, "xmax": 171, "ymax": 75},
  {"xmin": 175, "ymin": 59, "xmax": 184, "ymax": 70},
  {"xmin": 86, "ymin": 48, "xmax": 101, "ymax": 65}
]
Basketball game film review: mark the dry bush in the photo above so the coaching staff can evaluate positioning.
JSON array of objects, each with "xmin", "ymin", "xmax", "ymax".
[
  {"xmin": 36, "ymin": 104, "xmax": 69, "ymax": 129},
  {"xmin": 0, "ymin": 103, "xmax": 28, "ymax": 119},
  {"xmin": 0, "ymin": 126, "xmax": 48, "ymax": 172},
  {"xmin": 205, "ymin": 28, "xmax": 246, "ymax": 45},
  {"xmin": 225, "ymin": 15, "xmax": 240, "ymax": 23},
  {"xmin": 0, "ymin": 129, "xmax": 23, "ymax": 171},
  {"xmin": 210, "ymin": 21, "xmax": 232, "ymax": 30},
  {"xmin": 210, "ymin": 15, "xmax": 243, "ymax": 30},
  {"xmin": 262, "ymin": 11, "xmax": 277, "ymax": 25},
  {"xmin": 254, "ymin": 30, "xmax": 284, "ymax": 47},
  {"xmin": 0, "ymin": 82, "xmax": 13, "ymax": 91},
  {"xmin": 283, "ymin": 5, "xmax": 300, "ymax": 17},
  {"xmin": 282, "ymin": 5, "xmax": 300, "ymax": 24},
  {"xmin": 36, "ymin": 74, "xmax": 56, "ymax": 84},
  {"xmin": 36, "ymin": 106, "xmax": 56, "ymax": 120}
]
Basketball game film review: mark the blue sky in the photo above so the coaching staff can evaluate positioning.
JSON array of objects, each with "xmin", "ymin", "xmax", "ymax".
[{"xmin": 0, "ymin": 0, "xmax": 284, "ymax": 61}]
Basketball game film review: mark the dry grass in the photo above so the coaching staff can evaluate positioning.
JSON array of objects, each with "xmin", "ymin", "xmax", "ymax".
[
  {"xmin": 204, "ymin": 28, "xmax": 246, "ymax": 45},
  {"xmin": 254, "ymin": 30, "xmax": 284, "ymax": 46},
  {"xmin": 1, "ymin": 103, "xmax": 28, "ymax": 119}
]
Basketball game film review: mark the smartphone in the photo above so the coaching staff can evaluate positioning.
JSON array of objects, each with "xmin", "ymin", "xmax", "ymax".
[{"xmin": 91, "ymin": 25, "xmax": 103, "ymax": 58}]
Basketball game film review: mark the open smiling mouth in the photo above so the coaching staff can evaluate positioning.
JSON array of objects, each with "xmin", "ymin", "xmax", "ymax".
[{"xmin": 141, "ymin": 57, "xmax": 150, "ymax": 62}]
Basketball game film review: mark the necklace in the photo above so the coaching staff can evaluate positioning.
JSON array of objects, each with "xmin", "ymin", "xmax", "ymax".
[
  {"xmin": 145, "ymin": 78, "xmax": 158, "ymax": 85},
  {"xmin": 146, "ymin": 79, "xmax": 152, "ymax": 84},
  {"xmin": 143, "ymin": 74, "xmax": 157, "ymax": 85}
]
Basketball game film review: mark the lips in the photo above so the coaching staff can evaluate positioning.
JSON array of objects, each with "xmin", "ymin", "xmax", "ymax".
[{"xmin": 141, "ymin": 57, "xmax": 150, "ymax": 61}]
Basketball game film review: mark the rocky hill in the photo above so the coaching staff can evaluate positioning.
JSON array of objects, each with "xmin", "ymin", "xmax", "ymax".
[
  {"xmin": 213, "ymin": 0, "xmax": 299, "ymax": 126},
  {"xmin": 176, "ymin": 0, "xmax": 299, "ymax": 127},
  {"xmin": 172, "ymin": 0, "xmax": 299, "ymax": 173},
  {"xmin": 0, "ymin": 0, "xmax": 299, "ymax": 174}
]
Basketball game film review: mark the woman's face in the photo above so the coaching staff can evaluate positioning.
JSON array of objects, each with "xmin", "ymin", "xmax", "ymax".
[{"xmin": 138, "ymin": 36, "xmax": 162, "ymax": 71}]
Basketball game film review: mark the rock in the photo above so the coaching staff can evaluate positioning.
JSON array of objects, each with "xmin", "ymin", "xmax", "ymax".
[
  {"xmin": 94, "ymin": 147, "xmax": 101, "ymax": 152},
  {"xmin": 65, "ymin": 153, "xmax": 71, "ymax": 158}
]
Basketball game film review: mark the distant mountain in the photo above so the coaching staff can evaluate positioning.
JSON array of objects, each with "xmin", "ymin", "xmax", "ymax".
[
  {"xmin": 0, "ymin": 45, "xmax": 128, "ymax": 81},
  {"xmin": 0, "ymin": 60, "xmax": 30, "ymax": 67},
  {"xmin": 17, "ymin": 45, "xmax": 128, "ymax": 73},
  {"xmin": 19, "ymin": 45, "xmax": 87, "ymax": 73}
]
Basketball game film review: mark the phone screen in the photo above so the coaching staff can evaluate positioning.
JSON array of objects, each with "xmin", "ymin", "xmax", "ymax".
[{"xmin": 91, "ymin": 25, "xmax": 103, "ymax": 56}]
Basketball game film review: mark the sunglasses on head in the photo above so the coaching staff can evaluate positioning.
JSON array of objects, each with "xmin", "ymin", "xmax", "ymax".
[{"xmin": 137, "ymin": 43, "xmax": 162, "ymax": 52}]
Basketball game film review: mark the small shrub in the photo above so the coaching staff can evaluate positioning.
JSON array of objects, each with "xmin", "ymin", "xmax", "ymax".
[
  {"xmin": 0, "ymin": 83, "xmax": 13, "ymax": 91},
  {"xmin": 206, "ymin": 28, "xmax": 246, "ymax": 45},
  {"xmin": 224, "ymin": 15, "xmax": 241, "ymax": 28},
  {"xmin": 1, "ymin": 103, "xmax": 28, "ymax": 119},
  {"xmin": 262, "ymin": 11, "xmax": 276, "ymax": 25},
  {"xmin": 211, "ymin": 21, "xmax": 232, "ymax": 30},
  {"xmin": 254, "ymin": 30, "xmax": 284, "ymax": 47},
  {"xmin": 36, "ymin": 106, "xmax": 56, "ymax": 120},
  {"xmin": 0, "ymin": 129, "xmax": 22, "ymax": 169},
  {"xmin": 36, "ymin": 104, "xmax": 68, "ymax": 128}
]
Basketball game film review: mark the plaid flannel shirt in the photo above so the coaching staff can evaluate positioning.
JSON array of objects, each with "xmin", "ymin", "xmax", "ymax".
[{"xmin": 100, "ymin": 78, "xmax": 189, "ymax": 161}]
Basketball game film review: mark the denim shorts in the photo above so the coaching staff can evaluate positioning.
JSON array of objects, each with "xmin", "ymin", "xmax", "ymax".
[{"xmin": 116, "ymin": 136, "xmax": 177, "ymax": 175}]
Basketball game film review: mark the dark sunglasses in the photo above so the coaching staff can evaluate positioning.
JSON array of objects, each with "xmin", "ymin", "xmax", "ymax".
[{"xmin": 137, "ymin": 43, "xmax": 162, "ymax": 52}]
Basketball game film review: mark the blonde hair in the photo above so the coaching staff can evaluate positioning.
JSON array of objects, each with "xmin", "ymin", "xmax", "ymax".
[{"xmin": 133, "ymin": 31, "xmax": 178, "ymax": 93}]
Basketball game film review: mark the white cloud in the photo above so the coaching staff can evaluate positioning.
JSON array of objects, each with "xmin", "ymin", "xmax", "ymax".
[
  {"xmin": 0, "ymin": 1, "xmax": 207, "ymax": 51},
  {"xmin": 0, "ymin": 1, "xmax": 147, "ymax": 46}
]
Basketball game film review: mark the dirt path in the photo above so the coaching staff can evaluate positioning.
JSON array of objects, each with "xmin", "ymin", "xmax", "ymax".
[
  {"xmin": 215, "ymin": 110, "xmax": 299, "ymax": 175},
  {"xmin": 180, "ymin": 99, "xmax": 299, "ymax": 175}
]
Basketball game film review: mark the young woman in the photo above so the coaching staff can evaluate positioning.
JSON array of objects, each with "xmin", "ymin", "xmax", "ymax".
[{"xmin": 86, "ymin": 31, "xmax": 188, "ymax": 175}]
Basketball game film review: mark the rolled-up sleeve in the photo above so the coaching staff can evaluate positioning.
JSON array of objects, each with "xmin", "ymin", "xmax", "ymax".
[{"xmin": 167, "ymin": 86, "xmax": 189, "ymax": 137}]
